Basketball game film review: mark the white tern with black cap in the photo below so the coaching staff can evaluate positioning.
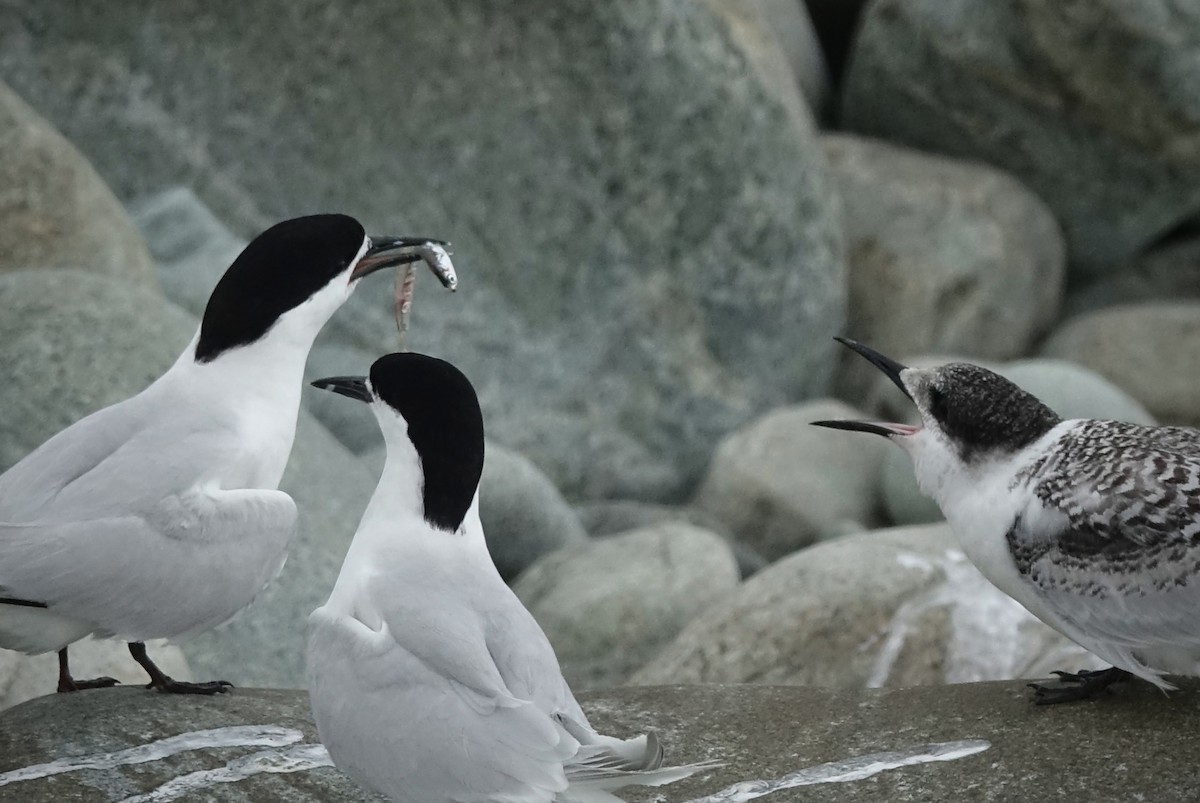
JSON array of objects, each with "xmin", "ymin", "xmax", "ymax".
[
  {"xmin": 0, "ymin": 214, "xmax": 454, "ymax": 694},
  {"xmin": 813, "ymin": 336, "xmax": 1200, "ymax": 704},
  {"xmin": 308, "ymin": 353, "xmax": 717, "ymax": 802}
]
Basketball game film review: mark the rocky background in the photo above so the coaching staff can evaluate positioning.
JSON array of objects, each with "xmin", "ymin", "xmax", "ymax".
[{"xmin": 0, "ymin": 0, "xmax": 1198, "ymax": 715}]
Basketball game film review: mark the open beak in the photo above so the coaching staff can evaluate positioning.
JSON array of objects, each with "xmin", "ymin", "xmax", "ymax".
[
  {"xmin": 350, "ymin": 235, "xmax": 451, "ymax": 282},
  {"xmin": 810, "ymin": 337, "xmax": 919, "ymax": 438},
  {"xmin": 311, "ymin": 375, "xmax": 373, "ymax": 403},
  {"xmin": 810, "ymin": 419, "xmax": 920, "ymax": 437},
  {"xmin": 834, "ymin": 336, "xmax": 913, "ymax": 401}
]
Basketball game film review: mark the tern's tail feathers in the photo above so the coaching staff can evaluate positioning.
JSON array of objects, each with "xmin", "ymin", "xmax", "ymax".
[{"xmin": 559, "ymin": 727, "xmax": 721, "ymax": 802}]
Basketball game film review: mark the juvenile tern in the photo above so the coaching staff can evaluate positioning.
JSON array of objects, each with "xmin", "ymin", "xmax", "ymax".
[{"xmin": 814, "ymin": 337, "xmax": 1200, "ymax": 704}]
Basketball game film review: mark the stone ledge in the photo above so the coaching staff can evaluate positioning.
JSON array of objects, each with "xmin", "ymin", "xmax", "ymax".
[{"xmin": 1, "ymin": 680, "xmax": 1198, "ymax": 801}]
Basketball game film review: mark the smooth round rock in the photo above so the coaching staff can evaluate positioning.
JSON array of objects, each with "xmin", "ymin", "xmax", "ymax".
[
  {"xmin": 575, "ymin": 499, "xmax": 768, "ymax": 578},
  {"xmin": 479, "ymin": 443, "xmax": 589, "ymax": 582},
  {"xmin": 1063, "ymin": 233, "xmax": 1200, "ymax": 320},
  {"xmin": 129, "ymin": 186, "xmax": 245, "ymax": 318},
  {"xmin": 841, "ymin": 0, "xmax": 1200, "ymax": 276},
  {"xmin": 513, "ymin": 522, "xmax": 739, "ymax": 689},
  {"xmin": 0, "ymin": 81, "xmax": 154, "ymax": 283},
  {"xmin": 823, "ymin": 133, "xmax": 1065, "ymax": 398},
  {"xmin": 632, "ymin": 523, "xmax": 1098, "ymax": 687},
  {"xmin": 693, "ymin": 399, "xmax": 889, "ymax": 561},
  {"xmin": 1039, "ymin": 303, "xmax": 1200, "ymax": 427}
]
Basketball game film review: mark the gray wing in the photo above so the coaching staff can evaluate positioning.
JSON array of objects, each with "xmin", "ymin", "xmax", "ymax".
[
  {"xmin": 1009, "ymin": 420, "xmax": 1200, "ymax": 680},
  {"xmin": 0, "ymin": 488, "xmax": 296, "ymax": 644},
  {"xmin": 307, "ymin": 595, "xmax": 577, "ymax": 803}
]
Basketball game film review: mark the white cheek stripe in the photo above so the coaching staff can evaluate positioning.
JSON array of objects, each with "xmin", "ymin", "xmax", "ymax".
[
  {"xmin": 0, "ymin": 725, "xmax": 303, "ymax": 787},
  {"xmin": 683, "ymin": 740, "xmax": 991, "ymax": 803}
]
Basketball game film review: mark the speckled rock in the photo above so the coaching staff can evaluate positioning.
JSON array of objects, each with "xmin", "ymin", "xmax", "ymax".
[
  {"xmin": 0, "ymin": 0, "xmax": 845, "ymax": 502},
  {"xmin": 0, "ymin": 81, "xmax": 154, "ymax": 282},
  {"xmin": 479, "ymin": 443, "xmax": 589, "ymax": 582},
  {"xmin": 5, "ymin": 683, "xmax": 1200, "ymax": 803},
  {"xmin": 513, "ymin": 522, "xmax": 739, "ymax": 689},
  {"xmin": 0, "ymin": 639, "xmax": 190, "ymax": 712},
  {"xmin": 0, "ymin": 269, "xmax": 377, "ymax": 689},
  {"xmin": 1039, "ymin": 303, "xmax": 1200, "ymax": 427},
  {"xmin": 823, "ymin": 133, "xmax": 1065, "ymax": 398},
  {"xmin": 0, "ymin": 688, "xmax": 378, "ymax": 801},
  {"xmin": 693, "ymin": 399, "xmax": 889, "ymax": 561},
  {"xmin": 632, "ymin": 523, "xmax": 1098, "ymax": 688},
  {"xmin": 842, "ymin": 0, "xmax": 1200, "ymax": 275},
  {"xmin": 706, "ymin": 0, "xmax": 832, "ymax": 117},
  {"xmin": 876, "ymin": 357, "xmax": 1157, "ymax": 526}
]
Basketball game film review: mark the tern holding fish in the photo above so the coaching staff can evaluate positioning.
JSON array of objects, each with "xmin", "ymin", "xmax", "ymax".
[{"xmin": 0, "ymin": 214, "xmax": 455, "ymax": 694}]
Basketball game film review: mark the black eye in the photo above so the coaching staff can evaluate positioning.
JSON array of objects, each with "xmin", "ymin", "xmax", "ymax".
[{"xmin": 928, "ymin": 387, "xmax": 949, "ymax": 421}]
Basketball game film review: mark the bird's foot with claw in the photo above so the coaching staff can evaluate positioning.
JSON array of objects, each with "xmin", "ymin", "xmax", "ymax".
[
  {"xmin": 149, "ymin": 677, "xmax": 234, "ymax": 695},
  {"xmin": 1028, "ymin": 666, "xmax": 1130, "ymax": 705},
  {"xmin": 57, "ymin": 675, "xmax": 120, "ymax": 693}
]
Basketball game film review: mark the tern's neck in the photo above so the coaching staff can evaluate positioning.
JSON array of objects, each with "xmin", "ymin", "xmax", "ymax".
[{"xmin": 334, "ymin": 443, "xmax": 489, "ymax": 591}]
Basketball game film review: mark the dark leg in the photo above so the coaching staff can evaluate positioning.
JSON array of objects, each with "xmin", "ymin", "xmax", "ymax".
[
  {"xmin": 128, "ymin": 642, "xmax": 233, "ymax": 695},
  {"xmin": 56, "ymin": 647, "xmax": 119, "ymax": 693},
  {"xmin": 1028, "ymin": 666, "xmax": 1132, "ymax": 705}
]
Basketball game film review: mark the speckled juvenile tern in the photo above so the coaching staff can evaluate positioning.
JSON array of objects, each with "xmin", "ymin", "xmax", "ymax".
[{"xmin": 813, "ymin": 337, "xmax": 1200, "ymax": 704}]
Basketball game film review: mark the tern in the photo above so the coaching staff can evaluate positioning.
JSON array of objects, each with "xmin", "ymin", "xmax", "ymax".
[
  {"xmin": 0, "ymin": 214, "xmax": 452, "ymax": 694},
  {"xmin": 308, "ymin": 352, "xmax": 715, "ymax": 801},
  {"xmin": 813, "ymin": 337, "xmax": 1200, "ymax": 704}
]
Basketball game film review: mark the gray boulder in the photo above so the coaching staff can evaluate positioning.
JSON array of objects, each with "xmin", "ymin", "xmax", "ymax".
[
  {"xmin": 822, "ymin": 133, "xmax": 1065, "ymax": 398},
  {"xmin": 513, "ymin": 522, "xmax": 739, "ymax": 689},
  {"xmin": 128, "ymin": 186, "xmax": 245, "ymax": 317},
  {"xmin": 479, "ymin": 443, "xmax": 589, "ymax": 582},
  {"xmin": 0, "ymin": 0, "xmax": 845, "ymax": 501},
  {"xmin": 632, "ymin": 523, "xmax": 1098, "ymax": 687},
  {"xmin": 0, "ymin": 81, "xmax": 154, "ymax": 283},
  {"xmin": 575, "ymin": 499, "xmax": 768, "ymax": 578},
  {"xmin": 5, "ymin": 683, "xmax": 1200, "ymax": 802},
  {"xmin": 693, "ymin": 399, "xmax": 888, "ymax": 561},
  {"xmin": 841, "ymin": 0, "xmax": 1200, "ymax": 276},
  {"xmin": 1063, "ymin": 234, "xmax": 1200, "ymax": 319},
  {"xmin": 0, "ymin": 269, "xmax": 376, "ymax": 688},
  {"xmin": 705, "ymin": 0, "xmax": 832, "ymax": 117},
  {"xmin": 1039, "ymin": 303, "xmax": 1200, "ymax": 427},
  {"xmin": 877, "ymin": 357, "xmax": 1157, "ymax": 526}
]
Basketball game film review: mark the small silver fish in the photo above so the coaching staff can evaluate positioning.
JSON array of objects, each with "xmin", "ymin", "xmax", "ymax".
[{"xmin": 393, "ymin": 241, "xmax": 457, "ymax": 347}]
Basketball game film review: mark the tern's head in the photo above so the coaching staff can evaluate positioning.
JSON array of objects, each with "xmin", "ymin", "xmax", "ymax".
[
  {"xmin": 312, "ymin": 353, "xmax": 485, "ymax": 534},
  {"xmin": 195, "ymin": 214, "xmax": 445, "ymax": 363},
  {"xmin": 812, "ymin": 338, "xmax": 1061, "ymax": 495}
]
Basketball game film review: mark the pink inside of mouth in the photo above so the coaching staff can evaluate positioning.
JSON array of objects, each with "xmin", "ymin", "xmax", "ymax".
[{"xmin": 886, "ymin": 423, "xmax": 921, "ymax": 436}]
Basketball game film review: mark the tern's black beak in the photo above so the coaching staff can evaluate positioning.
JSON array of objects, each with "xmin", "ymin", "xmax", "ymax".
[
  {"xmin": 810, "ymin": 419, "xmax": 920, "ymax": 437},
  {"xmin": 350, "ymin": 235, "xmax": 450, "ymax": 281},
  {"xmin": 311, "ymin": 375, "xmax": 373, "ymax": 403},
  {"xmin": 834, "ymin": 336, "xmax": 913, "ymax": 401}
]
